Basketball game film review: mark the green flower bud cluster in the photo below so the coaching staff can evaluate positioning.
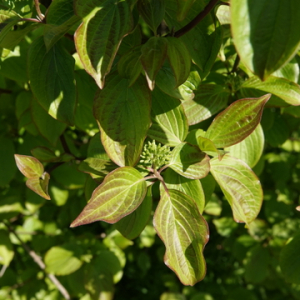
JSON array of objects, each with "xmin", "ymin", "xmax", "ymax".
[{"xmin": 140, "ymin": 141, "xmax": 171, "ymax": 170}]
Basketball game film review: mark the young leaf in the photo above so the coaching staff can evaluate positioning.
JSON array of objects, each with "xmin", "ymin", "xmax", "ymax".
[
  {"xmin": 206, "ymin": 94, "xmax": 270, "ymax": 148},
  {"xmin": 14, "ymin": 154, "xmax": 44, "ymax": 179},
  {"xmin": 225, "ymin": 124, "xmax": 264, "ymax": 168},
  {"xmin": 74, "ymin": 0, "xmax": 133, "ymax": 89},
  {"xmin": 140, "ymin": 37, "xmax": 168, "ymax": 90},
  {"xmin": 137, "ymin": 0, "xmax": 165, "ymax": 34},
  {"xmin": 240, "ymin": 76, "xmax": 300, "ymax": 106},
  {"xmin": 210, "ymin": 155, "xmax": 263, "ymax": 224},
  {"xmin": 70, "ymin": 167, "xmax": 147, "ymax": 226},
  {"xmin": 153, "ymin": 189, "xmax": 209, "ymax": 286},
  {"xmin": 231, "ymin": 0, "xmax": 300, "ymax": 80},
  {"xmin": 165, "ymin": 37, "xmax": 191, "ymax": 87},
  {"xmin": 28, "ymin": 37, "xmax": 76, "ymax": 125},
  {"xmin": 181, "ymin": 84, "xmax": 230, "ymax": 125},
  {"xmin": 116, "ymin": 186, "xmax": 153, "ymax": 239},
  {"xmin": 94, "ymin": 75, "xmax": 151, "ymax": 167},
  {"xmin": 169, "ymin": 143, "xmax": 210, "ymax": 179},
  {"xmin": 197, "ymin": 136, "xmax": 226, "ymax": 159},
  {"xmin": 147, "ymin": 88, "xmax": 188, "ymax": 146},
  {"xmin": 163, "ymin": 168, "xmax": 205, "ymax": 213},
  {"xmin": 26, "ymin": 173, "xmax": 51, "ymax": 200}
]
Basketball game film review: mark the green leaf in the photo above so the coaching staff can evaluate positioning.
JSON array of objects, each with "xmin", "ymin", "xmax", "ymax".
[
  {"xmin": 78, "ymin": 158, "xmax": 117, "ymax": 180},
  {"xmin": 14, "ymin": 154, "xmax": 44, "ymax": 179},
  {"xmin": 153, "ymin": 189, "xmax": 209, "ymax": 286},
  {"xmin": 28, "ymin": 37, "xmax": 76, "ymax": 125},
  {"xmin": 181, "ymin": 84, "xmax": 230, "ymax": 125},
  {"xmin": 116, "ymin": 186, "xmax": 152, "ymax": 239},
  {"xmin": 70, "ymin": 167, "xmax": 147, "ymax": 226},
  {"xmin": 176, "ymin": 0, "xmax": 196, "ymax": 21},
  {"xmin": 45, "ymin": 243, "xmax": 83, "ymax": 276},
  {"xmin": 26, "ymin": 172, "xmax": 51, "ymax": 200},
  {"xmin": 74, "ymin": 0, "xmax": 133, "ymax": 89},
  {"xmin": 163, "ymin": 168, "xmax": 205, "ymax": 213},
  {"xmin": 225, "ymin": 124, "xmax": 264, "ymax": 168},
  {"xmin": 1, "ymin": 0, "xmax": 32, "ymax": 17},
  {"xmin": 141, "ymin": 37, "xmax": 168, "ymax": 90},
  {"xmin": 169, "ymin": 143, "xmax": 210, "ymax": 179},
  {"xmin": 280, "ymin": 233, "xmax": 300, "ymax": 284},
  {"xmin": 240, "ymin": 76, "xmax": 300, "ymax": 106},
  {"xmin": 147, "ymin": 88, "xmax": 188, "ymax": 146},
  {"xmin": 210, "ymin": 155, "xmax": 263, "ymax": 224},
  {"xmin": 0, "ymin": 136, "xmax": 16, "ymax": 187},
  {"xmin": 272, "ymin": 59, "xmax": 299, "ymax": 83},
  {"xmin": 165, "ymin": 37, "xmax": 191, "ymax": 87},
  {"xmin": 137, "ymin": 0, "xmax": 165, "ymax": 34},
  {"xmin": 197, "ymin": 135, "xmax": 226, "ymax": 159},
  {"xmin": 206, "ymin": 94, "xmax": 270, "ymax": 148},
  {"xmin": 118, "ymin": 46, "xmax": 142, "ymax": 86},
  {"xmin": 231, "ymin": 0, "xmax": 300, "ymax": 80},
  {"xmin": 31, "ymin": 97, "xmax": 66, "ymax": 146},
  {"xmin": 94, "ymin": 75, "xmax": 151, "ymax": 167},
  {"xmin": 31, "ymin": 147, "xmax": 59, "ymax": 163},
  {"xmin": 46, "ymin": 0, "xmax": 76, "ymax": 25},
  {"xmin": 0, "ymin": 230, "xmax": 14, "ymax": 266}
]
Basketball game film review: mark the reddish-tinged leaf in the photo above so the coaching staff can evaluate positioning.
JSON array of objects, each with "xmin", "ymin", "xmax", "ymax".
[
  {"xmin": 14, "ymin": 154, "xmax": 44, "ymax": 179},
  {"xmin": 141, "ymin": 37, "xmax": 168, "ymax": 90},
  {"xmin": 26, "ymin": 172, "xmax": 51, "ymax": 200},
  {"xmin": 70, "ymin": 167, "xmax": 147, "ymax": 227},
  {"xmin": 206, "ymin": 94, "xmax": 270, "ymax": 148},
  {"xmin": 154, "ymin": 189, "xmax": 209, "ymax": 286}
]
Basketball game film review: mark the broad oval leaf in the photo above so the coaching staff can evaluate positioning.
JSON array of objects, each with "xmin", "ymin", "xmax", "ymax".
[
  {"xmin": 210, "ymin": 155, "xmax": 263, "ymax": 224},
  {"xmin": 26, "ymin": 172, "xmax": 51, "ymax": 200},
  {"xmin": 231, "ymin": 0, "xmax": 300, "ymax": 80},
  {"xmin": 181, "ymin": 84, "xmax": 230, "ymax": 125},
  {"xmin": 14, "ymin": 154, "xmax": 44, "ymax": 179},
  {"xmin": 225, "ymin": 124, "xmax": 264, "ymax": 168},
  {"xmin": 94, "ymin": 75, "xmax": 151, "ymax": 167},
  {"xmin": 70, "ymin": 167, "xmax": 147, "ymax": 226},
  {"xmin": 240, "ymin": 76, "xmax": 300, "ymax": 106},
  {"xmin": 163, "ymin": 168, "xmax": 205, "ymax": 213},
  {"xmin": 137, "ymin": 0, "xmax": 165, "ymax": 34},
  {"xmin": 166, "ymin": 37, "xmax": 191, "ymax": 87},
  {"xmin": 140, "ymin": 37, "xmax": 168, "ymax": 90},
  {"xmin": 206, "ymin": 94, "xmax": 270, "ymax": 148},
  {"xmin": 176, "ymin": 0, "xmax": 196, "ymax": 21},
  {"xmin": 28, "ymin": 37, "xmax": 76, "ymax": 125},
  {"xmin": 74, "ymin": 0, "xmax": 133, "ymax": 89},
  {"xmin": 169, "ymin": 143, "xmax": 210, "ymax": 179},
  {"xmin": 280, "ymin": 233, "xmax": 300, "ymax": 284},
  {"xmin": 116, "ymin": 186, "xmax": 152, "ymax": 239},
  {"xmin": 153, "ymin": 189, "xmax": 209, "ymax": 286},
  {"xmin": 147, "ymin": 88, "xmax": 188, "ymax": 146}
]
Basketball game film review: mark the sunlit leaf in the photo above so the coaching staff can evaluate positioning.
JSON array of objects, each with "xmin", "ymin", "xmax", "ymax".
[
  {"xmin": 26, "ymin": 172, "xmax": 51, "ymax": 200},
  {"xmin": 154, "ymin": 189, "xmax": 209, "ymax": 286},
  {"xmin": 14, "ymin": 154, "xmax": 44, "ymax": 179},
  {"xmin": 0, "ymin": 230, "xmax": 14, "ymax": 266}
]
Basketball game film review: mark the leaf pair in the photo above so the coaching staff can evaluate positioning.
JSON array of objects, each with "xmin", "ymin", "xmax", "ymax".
[{"xmin": 14, "ymin": 155, "xmax": 51, "ymax": 200}]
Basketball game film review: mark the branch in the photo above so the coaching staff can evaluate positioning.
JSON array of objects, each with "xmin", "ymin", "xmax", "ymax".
[
  {"xmin": 2, "ymin": 221, "xmax": 71, "ymax": 300},
  {"xmin": 174, "ymin": 0, "xmax": 220, "ymax": 38},
  {"xmin": 20, "ymin": 18, "xmax": 42, "ymax": 23},
  {"xmin": 34, "ymin": 0, "xmax": 45, "ymax": 21}
]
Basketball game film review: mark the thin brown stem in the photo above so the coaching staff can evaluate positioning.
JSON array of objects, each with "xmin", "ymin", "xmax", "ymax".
[
  {"xmin": 174, "ymin": 0, "xmax": 219, "ymax": 38},
  {"xmin": 20, "ymin": 18, "xmax": 42, "ymax": 23},
  {"xmin": 34, "ymin": 0, "xmax": 44, "ymax": 21},
  {"xmin": 2, "ymin": 221, "xmax": 71, "ymax": 300},
  {"xmin": 231, "ymin": 55, "xmax": 240, "ymax": 73},
  {"xmin": 153, "ymin": 169, "xmax": 169, "ymax": 197}
]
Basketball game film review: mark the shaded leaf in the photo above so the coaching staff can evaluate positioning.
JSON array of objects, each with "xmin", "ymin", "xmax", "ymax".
[
  {"xmin": 141, "ymin": 37, "xmax": 168, "ymax": 90},
  {"xmin": 31, "ymin": 147, "xmax": 59, "ymax": 163},
  {"xmin": 181, "ymin": 84, "xmax": 230, "ymax": 125},
  {"xmin": 14, "ymin": 154, "xmax": 44, "ymax": 179},
  {"xmin": 176, "ymin": 0, "xmax": 196, "ymax": 21},
  {"xmin": 116, "ymin": 186, "xmax": 152, "ymax": 239},
  {"xmin": 210, "ymin": 155, "xmax": 263, "ymax": 224},
  {"xmin": 28, "ymin": 37, "xmax": 76, "ymax": 125},
  {"xmin": 148, "ymin": 88, "xmax": 188, "ymax": 146},
  {"xmin": 0, "ymin": 136, "xmax": 16, "ymax": 187},
  {"xmin": 225, "ymin": 124, "xmax": 264, "ymax": 168},
  {"xmin": 163, "ymin": 168, "xmax": 205, "ymax": 213},
  {"xmin": 94, "ymin": 75, "xmax": 151, "ymax": 167},
  {"xmin": 153, "ymin": 189, "xmax": 209, "ymax": 286},
  {"xmin": 169, "ymin": 143, "xmax": 210, "ymax": 179},
  {"xmin": 74, "ymin": 0, "xmax": 133, "ymax": 88},
  {"xmin": 46, "ymin": 0, "xmax": 76, "ymax": 25},
  {"xmin": 206, "ymin": 94, "xmax": 270, "ymax": 148},
  {"xmin": 70, "ymin": 167, "xmax": 147, "ymax": 226},
  {"xmin": 231, "ymin": 0, "xmax": 300, "ymax": 80}
]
